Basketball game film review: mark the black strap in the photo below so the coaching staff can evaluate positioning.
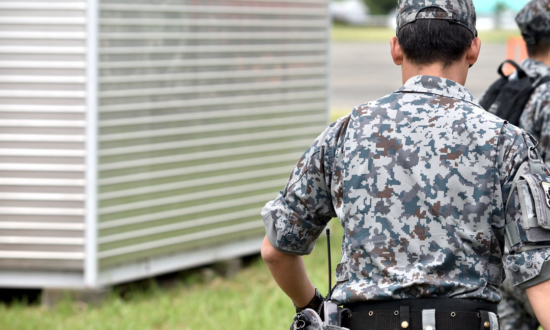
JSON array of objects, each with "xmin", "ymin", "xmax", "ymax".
[
  {"xmin": 400, "ymin": 306, "xmax": 410, "ymax": 328},
  {"xmin": 344, "ymin": 298, "xmax": 497, "ymax": 313},
  {"xmin": 498, "ymin": 60, "xmax": 527, "ymax": 79},
  {"xmin": 342, "ymin": 310, "xmax": 492, "ymax": 330},
  {"xmin": 480, "ymin": 311, "xmax": 490, "ymax": 330}
]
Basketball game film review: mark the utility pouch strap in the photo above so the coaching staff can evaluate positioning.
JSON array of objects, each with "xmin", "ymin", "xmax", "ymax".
[
  {"xmin": 505, "ymin": 221, "xmax": 521, "ymax": 248},
  {"xmin": 400, "ymin": 306, "xmax": 410, "ymax": 329},
  {"xmin": 523, "ymin": 131, "xmax": 546, "ymax": 175},
  {"xmin": 422, "ymin": 309, "xmax": 436, "ymax": 330},
  {"xmin": 479, "ymin": 311, "xmax": 500, "ymax": 330}
]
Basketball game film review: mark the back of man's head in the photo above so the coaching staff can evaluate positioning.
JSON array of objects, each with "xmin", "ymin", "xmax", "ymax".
[
  {"xmin": 395, "ymin": 0, "xmax": 477, "ymax": 68},
  {"xmin": 516, "ymin": 0, "xmax": 550, "ymax": 59}
]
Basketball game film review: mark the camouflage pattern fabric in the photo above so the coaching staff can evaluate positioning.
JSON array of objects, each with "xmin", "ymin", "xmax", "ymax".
[
  {"xmin": 516, "ymin": 0, "xmax": 550, "ymax": 46},
  {"xmin": 262, "ymin": 75, "xmax": 550, "ymax": 304},
  {"xmin": 498, "ymin": 273, "xmax": 539, "ymax": 330},
  {"xmin": 519, "ymin": 59, "xmax": 550, "ymax": 166},
  {"xmin": 396, "ymin": 0, "xmax": 477, "ymax": 37}
]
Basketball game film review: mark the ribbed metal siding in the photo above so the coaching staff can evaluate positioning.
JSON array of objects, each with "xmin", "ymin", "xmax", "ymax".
[
  {"xmin": 0, "ymin": 0, "xmax": 87, "ymax": 270},
  {"xmin": 97, "ymin": 0, "xmax": 329, "ymax": 268}
]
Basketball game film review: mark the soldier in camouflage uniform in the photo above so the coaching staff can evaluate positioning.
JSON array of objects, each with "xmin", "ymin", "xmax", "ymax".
[
  {"xmin": 492, "ymin": 2, "xmax": 550, "ymax": 329},
  {"xmin": 261, "ymin": 1, "xmax": 550, "ymax": 329},
  {"xmin": 518, "ymin": 0, "xmax": 550, "ymax": 166}
]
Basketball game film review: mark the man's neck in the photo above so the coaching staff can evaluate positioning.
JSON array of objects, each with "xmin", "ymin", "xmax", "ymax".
[
  {"xmin": 401, "ymin": 61, "xmax": 469, "ymax": 86},
  {"xmin": 531, "ymin": 53, "xmax": 550, "ymax": 68}
]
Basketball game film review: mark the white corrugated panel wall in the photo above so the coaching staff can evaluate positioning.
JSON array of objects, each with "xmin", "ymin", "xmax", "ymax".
[
  {"xmin": 0, "ymin": 0, "xmax": 87, "ymax": 272},
  {"xmin": 96, "ymin": 0, "xmax": 330, "ymax": 270}
]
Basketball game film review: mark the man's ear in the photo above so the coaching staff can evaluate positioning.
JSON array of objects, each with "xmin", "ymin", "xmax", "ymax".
[
  {"xmin": 467, "ymin": 37, "xmax": 481, "ymax": 67},
  {"xmin": 390, "ymin": 36, "xmax": 403, "ymax": 66}
]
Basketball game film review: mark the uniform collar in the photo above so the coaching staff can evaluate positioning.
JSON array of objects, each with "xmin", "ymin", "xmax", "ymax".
[
  {"xmin": 396, "ymin": 75, "xmax": 479, "ymax": 106},
  {"xmin": 521, "ymin": 58, "xmax": 550, "ymax": 78}
]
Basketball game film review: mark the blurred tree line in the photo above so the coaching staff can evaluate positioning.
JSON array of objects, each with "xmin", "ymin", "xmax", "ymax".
[{"xmin": 363, "ymin": 0, "xmax": 396, "ymax": 15}]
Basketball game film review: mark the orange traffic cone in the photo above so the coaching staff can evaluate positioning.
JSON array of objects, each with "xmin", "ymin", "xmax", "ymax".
[{"xmin": 503, "ymin": 37, "xmax": 528, "ymax": 76}]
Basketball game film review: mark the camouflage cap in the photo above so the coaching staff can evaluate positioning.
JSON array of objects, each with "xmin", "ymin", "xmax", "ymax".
[
  {"xmin": 516, "ymin": 0, "xmax": 550, "ymax": 46},
  {"xmin": 396, "ymin": 0, "xmax": 478, "ymax": 37}
]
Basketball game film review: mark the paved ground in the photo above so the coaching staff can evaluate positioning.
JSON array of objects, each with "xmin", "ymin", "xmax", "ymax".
[{"xmin": 331, "ymin": 43, "xmax": 507, "ymax": 110}]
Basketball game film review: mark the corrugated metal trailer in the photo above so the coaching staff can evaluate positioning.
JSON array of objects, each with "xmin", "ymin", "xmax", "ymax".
[{"xmin": 0, "ymin": 0, "xmax": 330, "ymax": 289}]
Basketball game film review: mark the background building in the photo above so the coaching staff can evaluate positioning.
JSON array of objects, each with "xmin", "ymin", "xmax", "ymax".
[{"xmin": 0, "ymin": 0, "xmax": 330, "ymax": 290}]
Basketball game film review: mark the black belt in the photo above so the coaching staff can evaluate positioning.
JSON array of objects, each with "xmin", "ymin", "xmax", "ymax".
[{"xmin": 341, "ymin": 299, "xmax": 498, "ymax": 330}]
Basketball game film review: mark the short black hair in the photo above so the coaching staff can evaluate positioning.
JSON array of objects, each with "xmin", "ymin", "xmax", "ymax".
[
  {"xmin": 527, "ymin": 37, "xmax": 550, "ymax": 58},
  {"xmin": 397, "ymin": 8, "xmax": 474, "ymax": 68}
]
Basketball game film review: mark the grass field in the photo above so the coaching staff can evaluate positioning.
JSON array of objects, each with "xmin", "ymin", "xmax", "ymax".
[
  {"xmin": 332, "ymin": 25, "xmax": 522, "ymax": 43},
  {"xmin": 0, "ymin": 224, "xmax": 344, "ymax": 330}
]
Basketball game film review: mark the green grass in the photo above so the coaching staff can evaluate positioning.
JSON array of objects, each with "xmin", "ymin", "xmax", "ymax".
[
  {"xmin": 0, "ymin": 223, "xmax": 344, "ymax": 330},
  {"xmin": 332, "ymin": 25, "xmax": 522, "ymax": 43}
]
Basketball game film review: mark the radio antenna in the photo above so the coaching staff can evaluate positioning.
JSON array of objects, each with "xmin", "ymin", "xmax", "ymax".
[{"xmin": 326, "ymin": 228, "xmax": 332, "ymax": 299}]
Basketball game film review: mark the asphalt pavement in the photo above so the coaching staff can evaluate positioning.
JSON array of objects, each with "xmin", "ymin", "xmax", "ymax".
[{"xmin": 331, "ymin": 43, "xmax": 507, "ymax": 110}]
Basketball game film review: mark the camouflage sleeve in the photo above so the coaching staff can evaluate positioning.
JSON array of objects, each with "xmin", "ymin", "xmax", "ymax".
[
  {"xmin": 261, "ymin": 115, "xmax": 349, "ymax": 256},
  {"xmin": 499, "ymin": 123, "xmax": 550, "ymax": 288},
  {"xmin": 519, "ymin": 84, "xmax": 550, "ymax": 164}
]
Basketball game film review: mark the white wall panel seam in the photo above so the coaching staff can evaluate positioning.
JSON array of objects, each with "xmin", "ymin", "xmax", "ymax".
[
  {"xmin": 0, "ymin": 134, "xmax": 85, "ymax": 142},
  {"xmin": 99, "ymin": 209, "xmax": 260, "ymax": 244},
  {"xmin": 0, "ymin": 178, "xmax": 84, "ymax": 186},
  {"xmin": 99, "ymin": 121, "xmax": 322, "ymax": 144},
  {"xmin": 0, "ymin": 91, "xmax": 85, "ymax": 98},
  {"xmin": 99, "ymin": 68, "xmax": 326, "ymax": 83},
  {"xmin": 85, "ymin": 0, "xmax": 99, "ymax": 288},
  {"xmin": 0, "ymin": 237, "xmax": 84, "ymax": 245},
  {"xmin": 98, "ymin": 178, "xmax": 284, "ymax": 215},
  {"xmin": 99, "ymin": 102, "xmax": 325, "ymax": 129},
  {"xmin": 181, "ymin": 0, "xmax": 327, "ymax": 3},
  {"xmin": 98, "ymin": 192, "xmax": 275, "ymax": 230},
  {"xmin": 99, "ymin": 91, "xmax": 327, "ymax": 113},
  {"xmin": 99, "ymin": 127, "xmax": 321, "ymax": 157},
  {"xmin": 99, "ymin": 4, "xmax": 326, "ymax": 16},
  {"xmin": 0, "ymin": 47, "xmax": 86, "ymax": 54},
  {"xmin": 99, "ymin": 18, "xmax": 326, "ymax": 28},
  {"xmin": 0, "ymin": 149, "xmax": 84, "ymax": 157},
  {"xmin": 99, "ymin": 114, "xmax": 322, "ymax": 136},
  {"xmin": 0, "ymin": 75, "xmax": 86, "ymax": 83},
  {"xmin": 0, "ymin": 193, "xmax": 84, "ymax": 201},
  {"xmin": 0, "ymin": 17, "xmax": 87, "ymax": 25},
  {"xmin": 0, "ymin": 32, "xmax": 86, "ymax": 40},
  {"xmin": 0, "ymin": 120, "xmax": 85, "ymax": 127},
  {"xmin": 0, "ymin": 251, "xmax": 84, "ymax": 260},
  {"xmin": 99, "ymin": 79, "xmax": 326, "ymax": 99},
  {"xmin": 0, "ymin": 3, "xmax": 87, "ymax": 10},
  {"xmin": 0, "ymin": 222, "xmax": 85, "ymax": 230},
  {"xmin": 99, "ymin": 44, "xmax": 326, "ymax": 54},
  {"xmin": 0, "ymin": 164, "xmax": 85, "ymax": 171},
  {"xmin": 98, "ymin": 138, "xmax": 314, "ymax": 171},
  {"xmin": 98, "ymin": 152, "xmax": 302, "ymax": 188},
  {"xmin": 98, "ymin": 222, "xmax": 265, "ymax": 259},
  {"xmin": 99, "ymin": 32, "xmax": 326, "ymax": 40},
  {"xmin": 99, "ymin": 166, "xmax": 291, "ymax": 203},
  {"xmin": 98, "ymin": 56, "xmax": 326, "ymax": 69},
  {"xmin": 0, "ymin": 207, "xmax": 84, "ymax": 216},
  {"xmin": 0, "ymin": 61, "xmax": 85, "ymax": 69},
  {"xmin": 0, "ymin": 105, "xmax": 85, "ymax": 113}
]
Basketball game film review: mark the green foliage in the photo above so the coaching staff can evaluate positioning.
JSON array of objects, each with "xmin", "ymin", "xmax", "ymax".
[
  {"xmin": 331, "ymin": 25, "xmax": 521, "ymax": 43},
  {"xmin": 363, "ymin": 0, "xmax": 396, "ymax": 15},
  {"xmin": 0, "ymin": 223, "xmax": 344, "ymax": 330},
  {"xmin": 494, "ymin": 1, "xmax": 508, "ymax": 14}
]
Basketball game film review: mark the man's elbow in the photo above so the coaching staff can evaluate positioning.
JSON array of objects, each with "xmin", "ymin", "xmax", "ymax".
[{"xmin": 261, "ymin": 235, "xmax": 287, "ymax": 265}]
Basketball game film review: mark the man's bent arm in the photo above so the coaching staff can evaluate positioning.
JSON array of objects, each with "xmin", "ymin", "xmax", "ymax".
[
  {"xmin": 261, "ymin": 236, "xmax": 316, "ymax": 308},
  {"xmin": 526, "ymin": 279, "xmax": 550, "ymax": 329}
]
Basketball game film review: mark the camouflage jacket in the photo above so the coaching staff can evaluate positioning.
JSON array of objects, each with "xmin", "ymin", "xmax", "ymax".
[
  {"xmin": 262, "ymin": 75, "xmax": 550, "ymax": 304},
  {"xmin": 519, "ymin": 58, "xmax": 550, "ymax": 166}
]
